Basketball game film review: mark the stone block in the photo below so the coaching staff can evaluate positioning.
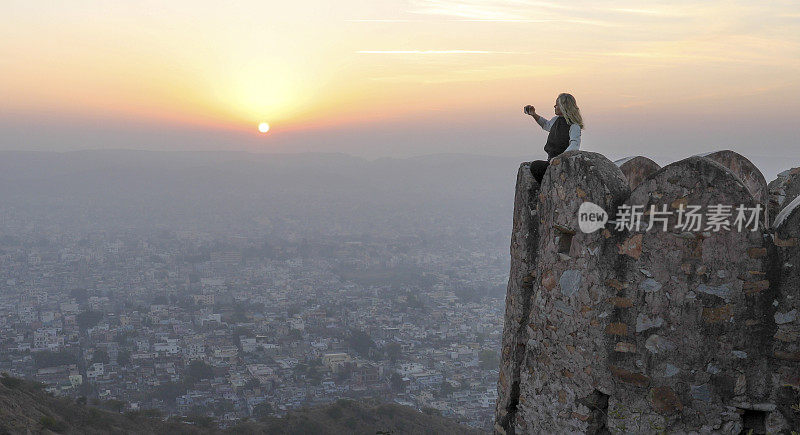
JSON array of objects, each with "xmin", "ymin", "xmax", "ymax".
[
  {"xmin": 615, "ymin": 156, "xmax": 661, "ymax": 191},
  {"xmin": 699, "ymin": 150, "xmax": 769, "ymax": 224}
]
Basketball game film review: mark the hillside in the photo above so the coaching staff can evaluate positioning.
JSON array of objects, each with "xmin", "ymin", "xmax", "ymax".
[
  {"xmin": 228, "ymin": 398, "xmax": 482, "ymax": 435},
  {"xmin": 0, "ymin": 375, "xmax": 478, "ymax": 434},
  {"xmin": 0, "ymin": 375, "xmax": 205, "ymax": 434}
]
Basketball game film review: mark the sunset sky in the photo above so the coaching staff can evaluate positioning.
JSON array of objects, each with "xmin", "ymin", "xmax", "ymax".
[{"xmin": 2, "ymin": 0, "xmax": 799, "ymax": 176}]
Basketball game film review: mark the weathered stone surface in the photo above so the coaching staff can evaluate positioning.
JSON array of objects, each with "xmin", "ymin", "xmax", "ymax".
[
  {"xmin": 650, "ymin": 386, "xmax": 682, "ymax": 414},
  {"xmin": 605, "ymin": 322, "xmax": 628, "ymax": 336},
  {"xmin": 748, "ymin": 247, "xmax": 767, "ymax": 258},
  {"xmin": 558, "ymin": 270, "xmax": 582, "ymax": 297},
  {"xmin": 615, "ymin": 156, "xmax": 661, "ymax": 191},
  {"xmin": 690, "ymin": 384, "xmax": 712, "ymax": 402},
  {"xmin": 663, "ymin": 364, "xmax": 679, "ymax": 377},
  {"xmin": 635, "ymin": 314, "xmax": 663, "ymax": 332},
  {"xmin": 773, "ymin": 194, "xmax": 800, "ymax": 231},
  {"xmin": 774, "ymin": 309, "xmax": 797, "ymax": 325},
  {"xmin": 768, "ymin": 166, "xmax": 800, "ymax": 225},
  {"xmin": 699, "ymin": 150, "xmax": 769, "ymax": 224},
  {"xmin": 696, "ymin": 283, "xmax": 731, "ymax": 301},
  {"xmin": 614, "ymin": 342, "xmax": 636, "ymax": 353},
  {"xmin": 514, "ymin": 151, "xmax": 629, "ymax": 434},
  {"xmin": 701, "ymin": 304, "xmax": 733, "ymax": 323},
  {"xmin": 609, "ymin": 296, "xmax": 633, "ymax": 308},
  {"xmin": 618, "ymin": 233, "xmax": 642, "ymax": 259},
  {"xmin": 617, "ymin": 156, "xmax": 772, "ymax": 432},
  {"xmin": 771, "ymin": 190, "xmax": 800, "ymax": 430},
  {"xmin": 644, "ymin": 334, "xmax": 676, "ymax": 353},
  {"xmin": 639, "ymin": 278, "xmax": 662, "ymax": 293},
  {"xmin": 495, "ymin": 163, "xmax": 540, "ymax": 434},
  {"xmin": 497, "ymin": 153, "xmax": 800, "ymax": 434},
  {"xmin": 609, "ymin": 365, "xmax": 650, "ymax": 387}
]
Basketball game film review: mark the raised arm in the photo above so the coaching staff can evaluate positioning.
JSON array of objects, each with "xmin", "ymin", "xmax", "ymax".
[{"xmin": 524, "ymin": 105, "xmax": 554, "ymax": 131}]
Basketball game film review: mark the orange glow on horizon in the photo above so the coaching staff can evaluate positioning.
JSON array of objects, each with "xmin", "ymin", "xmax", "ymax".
[{"xmin": 1, "ymin": 1, "xmax": 799, "ymax": 139}]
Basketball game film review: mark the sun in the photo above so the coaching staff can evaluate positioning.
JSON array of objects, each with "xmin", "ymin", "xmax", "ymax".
[{"xmin": 258, "ymin": 122, "xmax": 270, "ymax": 133}]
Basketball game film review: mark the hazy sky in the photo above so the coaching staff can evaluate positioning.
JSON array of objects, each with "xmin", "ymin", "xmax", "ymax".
[{"xmin": 2, "ymin": 1, "xmax": 799, "ymax": 177}]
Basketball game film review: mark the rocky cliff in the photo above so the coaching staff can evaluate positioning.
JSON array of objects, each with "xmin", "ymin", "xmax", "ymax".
[{"xmin": 495, "ymin": 150, "xmax": 800, "ymax": 434}]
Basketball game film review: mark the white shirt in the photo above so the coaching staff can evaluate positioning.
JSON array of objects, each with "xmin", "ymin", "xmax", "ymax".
[{"xmin": 535, "ymin": 116, "xmax": 581, "ymax": 152}]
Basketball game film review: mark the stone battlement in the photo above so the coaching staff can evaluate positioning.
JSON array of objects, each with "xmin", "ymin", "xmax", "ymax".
[{"xmin": 495, "ymin": 150, "xmax": 800, "ymax": 434}]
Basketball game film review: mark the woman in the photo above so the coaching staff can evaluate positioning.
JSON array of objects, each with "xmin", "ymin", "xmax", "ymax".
[{"xmin": 524, "ymin": 93, "xmax": 584, "ymax": 184}]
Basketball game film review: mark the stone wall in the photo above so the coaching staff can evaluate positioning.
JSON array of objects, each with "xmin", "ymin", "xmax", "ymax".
[
  {"xmin": 615, "ymin": 156, "xmax": 660, "ymax": 191},
  {"xmin": 768, "ymin": 167, "xmax": 800, "ymax": 226},
  {"xmin": 496, "ymin": 150, "xmax": 800, "ymax": 434},
  {"xmin": 496, "ymin": 163, "xmax": 540, "ymax": 432},
  {"xmin": 771, "ymin": 195, "xmax": 800, "ymax": 430}
]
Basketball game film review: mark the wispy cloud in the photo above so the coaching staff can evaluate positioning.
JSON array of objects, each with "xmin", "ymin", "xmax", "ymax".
[
  {"xmin": 407, "ymin": 0, "xmax": 579, "ymax": 20},
  {"xmin": 357, "ymin": 50, "xmax": 530, "ymax": 54},
  {"xmin": 407, "ymin": 0, "xmax": 557, "ymax": 20},
  {"xmin": 605, "ymin": 7, "xmax": 689, "ymax": 17},
  {"xmin": 451, "ymin": 18, "xmax": 550, "ymax": 22},
  {"xmin": 345, "ymin": 19, "xmax": 416, "ymax": 22},
  {"xmin": 454, "ymin": 18, "xmax": 610, "ymax": 25},
  {"xmin": 367, "ymin": 63, "xmax": 566, "ymax": 84},
  {"xmin": 347, "ymin": 18, "xmax": 610, "ymax": 26},
  {"xmin": 397, "ymin": 0, "xmax": 709, "ymax": 26},
  {"xmin": 347, "ymin": 18, "xmax": 550, "ymax": 22}
]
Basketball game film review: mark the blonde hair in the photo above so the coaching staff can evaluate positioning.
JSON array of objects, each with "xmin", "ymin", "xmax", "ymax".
[{"xmin": 557, "ymin": 93, "xmax": 584, "ymax": 129}]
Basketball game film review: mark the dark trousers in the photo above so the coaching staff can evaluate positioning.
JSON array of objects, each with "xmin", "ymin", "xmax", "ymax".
[{"xmin": 530, "ymin": 160, "xmax": 549, "ymax": 184}]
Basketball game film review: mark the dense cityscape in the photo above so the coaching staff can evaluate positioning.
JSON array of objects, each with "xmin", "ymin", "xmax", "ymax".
[{"xmin": 0, "ymin": 227, "xmax": 508, "ymax": 430}]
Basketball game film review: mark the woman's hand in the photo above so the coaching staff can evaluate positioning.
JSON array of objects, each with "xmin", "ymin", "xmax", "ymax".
[{"xmin": 525, "ymin": 105, "xmax": 544, "ymax": 124}]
